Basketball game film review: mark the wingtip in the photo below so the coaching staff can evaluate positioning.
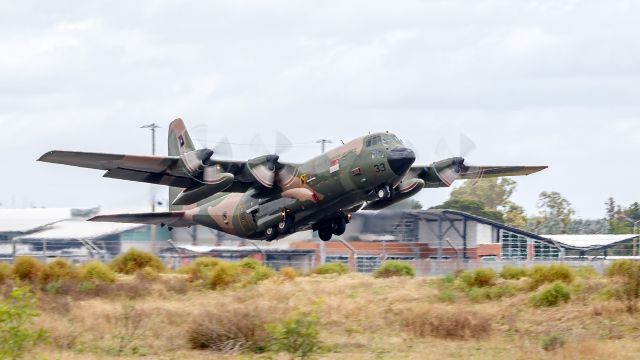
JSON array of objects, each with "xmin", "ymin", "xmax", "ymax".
[{"xmin": 37, "ymin": 151, "xmax": 56, "ymax": 162}]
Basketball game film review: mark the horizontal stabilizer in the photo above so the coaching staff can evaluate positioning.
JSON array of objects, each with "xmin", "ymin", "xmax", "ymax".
[{"xmin": 89, "ymin": 212, "xmax": 193, "ymax": 227}]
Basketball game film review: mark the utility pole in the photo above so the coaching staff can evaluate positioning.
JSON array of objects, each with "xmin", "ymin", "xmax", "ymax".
[
  {"xmin": 141, "ymin": 123, "xmax": 160, "ymax": 255},
  {"xmin": 316, "ymin": 139, "xmax": 333, "ymax": 154}
]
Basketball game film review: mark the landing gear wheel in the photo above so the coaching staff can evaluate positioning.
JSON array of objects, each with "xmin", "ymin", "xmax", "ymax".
[
  {"xmin": 277, "ymin": 216, "xmax": 294, "ymax": 234},
  {"xmin": 318, "ymin": 227, "xmax": 333, "ymax": 242},
  {"xmin": 377, "ymin": 185, "xmax": 390, "ymax": 200},
  {"xmin": 332, "ymin": 217, "xmax": 347, "ymax": 236},
  {"xmin": 265, "ymin": 226, "xmax": 279, "ymax": 242}
]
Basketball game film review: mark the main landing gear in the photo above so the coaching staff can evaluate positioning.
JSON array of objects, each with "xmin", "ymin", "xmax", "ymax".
[
  {"xmin": 265, "ymin": 215, "xmax": 294, "ymax": 242},
  {"xmin": 316, "ymin": 213, "xmax": 349, "ymax": 242}
]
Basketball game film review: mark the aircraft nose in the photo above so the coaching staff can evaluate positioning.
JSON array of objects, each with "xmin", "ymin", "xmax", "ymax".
[{"xmin": 387, "ymin": 147, "xmax": 416, "ymax": 175}]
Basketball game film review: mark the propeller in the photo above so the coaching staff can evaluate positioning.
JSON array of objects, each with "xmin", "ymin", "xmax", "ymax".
[
  {"xmin": 248, "ymin": 132, "xmax": 295, "ymax": 188},
  {"xmin": 433, "ymin": 134, "xmax": 483, "ymax": 185},
  {"xmin": 192, "ymin": 124, "xmax": 234, "ymax": 160}
]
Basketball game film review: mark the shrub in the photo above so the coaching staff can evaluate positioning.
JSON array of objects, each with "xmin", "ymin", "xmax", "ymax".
[
  {"xmin": 529, "ymin": 264, "xmax": 575, "ymax": 289},
  {"xmin": 239, "ymin": 258, "xmax": 262, "ymax": 270},
  {"xmin": 400, "ymin": 305, "xmax": 491, "ymax": 340},
  {"xmin": 279, "ymin": 267, "xmax": 298, "ymax": 281},
  {"xmin": 458, "ymin": 268, "xmax": 497, "ymax": 289},
  {"xmin": 575, "ymin": 266, "xmax": 598, "ymax": 279},
  {"xmin": 542, "ymin": 334, "xmax": 565, "ymax": 352},
  {"xmin": 79, "ymin": 261, "xmax": 116, "ymax": 284},
  {"xmin": 110, "ymin": 249, "xmax": 165, "ymax": 275},
  {"xmin": 605, "ymin": 260, "xmax": 640, "ymax": 313},
  {"xmin": 12, "ymin": 257, "xmax": 43, "ymax": 283},
  {"xmin": 134, "ymin": 267, "xmax": 160, "ymax": 282},
  {"xmin": 180, "ymin": 257, "xmax": 221, "ymax": 282},
  {"xmin": 500, "ymin": 265, "xmax": 529, "ymax": 280},
  {"xmin": 531, "ymin": 281, "xmax": 571, "ymax": 307},
  {"xmin": 206, "ymin": 262, "xmax": 241, "ymax": 290},
  {"xmin": 311, "ymin": 263, "xmax": 348, "ymax": 276},
  {"xmin": 0, "ymin": 263, "xmax": 11, "ymax": 284},
  {"xmin": 373, "ymin": 261, "xmax": 415, "ymax": 279},
  {"xmin": 187, "ymin": 307, "xmax": 272, "ymax": 352},
  {"xmin": 0, "ymin": 287, "xmax": 48, "ymax": 359},
  {"xmin": 41, "ymin": 258, "xmax": 78, "ymax": 285},
  {"xmin": 246, "ymin": 266, "xmax": 275, "ymax": 286},
  {"xmin": 266, "ymin": 311, "xmax": 322, "ymax": 359}
]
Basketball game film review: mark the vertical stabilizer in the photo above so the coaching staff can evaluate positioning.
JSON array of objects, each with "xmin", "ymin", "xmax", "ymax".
[{"xmin": 168, "ymin": 118, "xmax": 196, "ymax": 210}]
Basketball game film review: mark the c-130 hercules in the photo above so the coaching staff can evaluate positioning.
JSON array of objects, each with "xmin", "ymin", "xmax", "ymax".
[{"xmin": 39, "ymin": 119, "xmax": 546, "ymax": 242}]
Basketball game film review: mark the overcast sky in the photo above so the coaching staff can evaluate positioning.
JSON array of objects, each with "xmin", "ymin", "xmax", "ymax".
[{"xmin": 1, "ymin": 0, "xmax": 639, "ymax": 219}]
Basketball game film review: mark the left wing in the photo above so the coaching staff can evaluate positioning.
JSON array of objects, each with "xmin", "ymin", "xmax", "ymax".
[
  {"xmin": 409, "ymin": 158, "xmax": 547, "ymax": 188},
  {"xmin": 38, "ymin": 150, "xmax": 250, "ymax": 189}
]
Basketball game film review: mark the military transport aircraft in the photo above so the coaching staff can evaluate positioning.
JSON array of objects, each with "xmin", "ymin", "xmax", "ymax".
[{"xmin": 38, "ymin": 119, "xmax": 546, "ymax": 242}]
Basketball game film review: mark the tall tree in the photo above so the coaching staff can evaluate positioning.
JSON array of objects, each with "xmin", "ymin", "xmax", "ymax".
[
  {"xmin": 530, "ymin": 191, "xmax": 576, "ymax": 234},
  {"xmin": 503, "ymin": 201, "xmax": 528, "ymax": 229},
  {"xmin": 450, "ymin": 178, "xmax": 517, "ymax": 211}
]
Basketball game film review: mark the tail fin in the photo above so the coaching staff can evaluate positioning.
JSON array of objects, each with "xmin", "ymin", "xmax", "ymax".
[
  {"xmin": 168, "ymin": 118, "xmax": 196, "ymax": 210},
  {"xmin": 168, "ymin": 118, "xmax": 196, "ymax": 156}
]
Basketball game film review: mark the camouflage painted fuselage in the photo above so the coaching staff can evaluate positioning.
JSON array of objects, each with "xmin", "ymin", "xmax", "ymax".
[{"xmin": 175, "ymin": 134, "xmax": 411, "ymax": 240}]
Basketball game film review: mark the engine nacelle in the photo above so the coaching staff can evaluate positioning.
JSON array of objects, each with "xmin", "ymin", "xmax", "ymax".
[{"xmin": 180, "ymin": 149, "xmax": 214, "ymax": 175}]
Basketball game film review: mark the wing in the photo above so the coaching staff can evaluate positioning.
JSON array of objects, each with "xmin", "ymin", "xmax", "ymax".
[
  {"xmin": 410, "ymin": 158, "xmax": 547, "ymax": 188},
  {"xmin": 38, "ymin": 150, "xmax": 250, "ymax": 189},
  {"xmin": 89, "ymin": 212, "xmax": 194, "ymax": 227}
]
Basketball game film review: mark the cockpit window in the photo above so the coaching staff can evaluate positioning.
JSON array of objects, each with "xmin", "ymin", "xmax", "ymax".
[{"xmin": 366, "ymin": 135, "xmax": 382, "ymax": 147}]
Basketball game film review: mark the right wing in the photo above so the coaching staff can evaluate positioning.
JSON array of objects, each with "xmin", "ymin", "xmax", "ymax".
[
  {"xmin": 89, "ymin": 211, "xmax": 194, "ymax": 227},
  {"xmin": 410, "ymin": 158, "xmax": 547, "ymax": 188}
]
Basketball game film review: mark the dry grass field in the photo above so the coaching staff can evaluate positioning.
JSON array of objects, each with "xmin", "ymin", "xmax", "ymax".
[{"xmin": 2, "ymin": 255, "xmax": 640, "ymax": 359}]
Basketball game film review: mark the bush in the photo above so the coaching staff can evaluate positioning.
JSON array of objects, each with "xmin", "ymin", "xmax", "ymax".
[
  {"xmin": 605, "ymin": 260, "xmax": 640, "ymax": 313},
  {"xmin": 400, "ymin": 305, "xmax": 491, "ymax": 340},
  {"xmin": 373, "ymin": 261, "xmax": 415, "ymax": 279},
  {"xmin": 500, "ymin": 265, "xmax": 529, "ymax": 280},
  {"xmin": 0, "ymin": 263, "xmax": 11, "ymax": 284},
  {"xmin": 575, "ymin": 266, "xmax": 598, "ymax": 279},
  {"xmin": 311, "ymin": 263, "xmax": 348, "ymax": 276},
  {"xmin": 187, "ymin": 307, "xmax": 273, "ymax": 353},
  {"xmin": 239, "ymin": 258, "xmax": 262, "ymax": 270},
  {"xmin": 529, "ymin": 264, "xmax": 575, "ymax": 290},
  {"xmin": 542, "ymin": 334, "xmax": 565, "ymax": 352},
  {"xmin": 279, "ymin": 267, "xmax": 298, "ymax": 281},
  {"xmin": 0, "ymin": 287, "xmax": 48, "ymax": 359},
  {"xmin": 79, "ymin": 261, "xmax": 116, "ymax": 284},
  {"xmin": 266, "ymin": 311, "xmax": 322, "ymax": 359},
  {"xmin": 245, "ymin": 266, "xmax": 275, "ymax": 286},
  {"xmin": 180, "ymin": 257, "xmax": 221, "ymax": 282},
  {"xmin": 531, "ymin": 281, "xmax": 571, "ymax": 307},
  {"xmin": 459, "ymin": 268, "xmax": 497, "ymax": 289},
  {"xmin": 12, "ymin": 257, "xmax": 43, "ymax": 283},
  {"xmin": 110, "ymin": 249, "xmax": 165, "ymax": 275},
  {"xmin": 206, "ymin": 262, "xmax": 241, "ymax": 290},
  {"xmin": 41, "ymin": 258, "xmax": 78, "ymax": 285},
  {"xmin": 134, "ymin": 267, "xmax": 160, "ymax": 282},
  {"xmin": 466, "ymin": 283, "xmax": 518, "ymax": 303}
]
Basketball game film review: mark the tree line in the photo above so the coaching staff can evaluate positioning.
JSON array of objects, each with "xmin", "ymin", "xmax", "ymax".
[{"xmin": 397, "ymin": 178, "xmax": 639, "ymax": 235}]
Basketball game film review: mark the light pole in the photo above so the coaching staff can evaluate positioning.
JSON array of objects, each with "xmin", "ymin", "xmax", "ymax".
[
  {"xmin": 141, "ymin": 123, "xmax": 160, "ymax": 255},
  {"xmin": 624, "ymin": 217, "xmax": 640, "ymax": 257},
  {"xmin": 316, "ymin": 139, "xmax": 333, "ymax": 154}
]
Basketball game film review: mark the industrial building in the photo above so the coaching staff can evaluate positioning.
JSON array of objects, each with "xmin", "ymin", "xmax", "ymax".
[{"xmin": 1, "ymin": 208, "xmax": 639, "ymax": 275}]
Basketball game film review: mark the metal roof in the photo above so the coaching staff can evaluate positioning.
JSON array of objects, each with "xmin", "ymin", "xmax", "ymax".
[
  {"xmin": 15, "ymin": 220, "xmax": 143, "ymax": 240},
  {"xmin": 542, "ymin": 234, "xmax": 639, "ymax": 249},
  {"xmin": 0, "ymin": 208, "xmax": 73, "ymax": 233}
]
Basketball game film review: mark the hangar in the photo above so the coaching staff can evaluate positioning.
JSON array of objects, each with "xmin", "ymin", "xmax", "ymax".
[{"xmin": 291, "ymin": 209, "xmax": 640, "ymax": 273}]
